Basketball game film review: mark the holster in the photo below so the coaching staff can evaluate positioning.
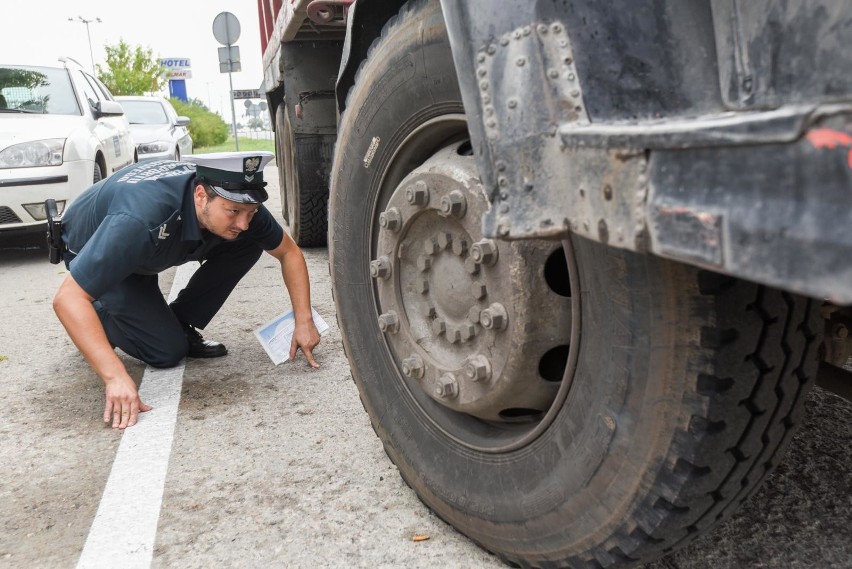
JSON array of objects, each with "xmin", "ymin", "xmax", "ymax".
[{"xmin": 45, "ymin": 199, "xmax": 65, "ymax": 264}]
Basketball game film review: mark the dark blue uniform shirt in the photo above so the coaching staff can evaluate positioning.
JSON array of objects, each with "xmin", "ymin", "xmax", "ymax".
[{"xmin": 62, "ymin": 160, "xmax": 283, "ymax": 299}]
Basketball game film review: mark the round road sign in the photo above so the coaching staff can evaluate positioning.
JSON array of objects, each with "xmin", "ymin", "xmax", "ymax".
[{"xmin": 213, "ymin": 12, "xmax": 240, "ymax": 46}]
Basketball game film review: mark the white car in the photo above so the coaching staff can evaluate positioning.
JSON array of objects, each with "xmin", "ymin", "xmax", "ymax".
[
  {"xmin": 116, "ymin": 95, "xmax": 193, "ymax": 162},
  {"xmin": 0, "ymin": 57, "xmax": 135, "ymax": 235}
]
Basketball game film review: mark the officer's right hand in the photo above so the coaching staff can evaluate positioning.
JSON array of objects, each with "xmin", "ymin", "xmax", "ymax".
[{"xmin": 104, "ymin": 375, "xmax": 152, "ymax": 429}]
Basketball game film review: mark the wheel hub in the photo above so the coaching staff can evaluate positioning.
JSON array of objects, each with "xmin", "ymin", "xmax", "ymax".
[{"xmin": 371, "ymin": 142, "xmax": 573, "ymax": 422}]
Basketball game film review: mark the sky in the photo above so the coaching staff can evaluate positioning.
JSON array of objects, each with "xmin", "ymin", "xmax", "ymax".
[{"xmin": 0, "ymin": 0, "xmax": 266, "ymax": 122}]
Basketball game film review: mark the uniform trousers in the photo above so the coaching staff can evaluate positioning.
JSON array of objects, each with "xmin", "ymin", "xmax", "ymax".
[{"xmin": 90, "ymin": 238, "xmax": 263, "ymax": 368}]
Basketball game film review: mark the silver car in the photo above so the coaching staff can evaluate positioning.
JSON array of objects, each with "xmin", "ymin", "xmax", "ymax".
[{"xmin": 116, "ymin": 96, "xmax": 193, "ymax": 162}]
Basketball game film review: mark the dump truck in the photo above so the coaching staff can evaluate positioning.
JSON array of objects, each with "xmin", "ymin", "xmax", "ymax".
[{"xmin": 257, "ymin": 1, "xmax": 852, "ymax": 566}]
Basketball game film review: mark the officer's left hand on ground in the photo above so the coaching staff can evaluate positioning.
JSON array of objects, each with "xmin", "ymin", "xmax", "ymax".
[
  {"xmin": 290, "ymin": 320, "xmax": 321, "ymax": 368},
  {"xmin": 103, "ymin": 374, "xmax": 152, "ymax": 429}
]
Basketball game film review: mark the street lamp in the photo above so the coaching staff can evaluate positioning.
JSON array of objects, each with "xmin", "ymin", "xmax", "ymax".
[{"xmin": 68, "ymin": 16, "xmax": 102, "ymax": 74}]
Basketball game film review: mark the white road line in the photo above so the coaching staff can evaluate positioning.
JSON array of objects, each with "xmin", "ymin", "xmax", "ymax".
[{"xmin": 76, "ymin": 262, "xmax": 199, "ymax": 569}]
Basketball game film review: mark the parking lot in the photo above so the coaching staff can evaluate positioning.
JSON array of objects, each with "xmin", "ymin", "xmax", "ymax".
[{"xmin": 0, "ymin": 166, "xmax": 849, "ymax": 568}]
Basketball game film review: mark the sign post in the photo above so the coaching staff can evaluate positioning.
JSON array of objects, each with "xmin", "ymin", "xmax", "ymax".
[{"xmin": 212, "ymin": 12, "xmax": 242, "ymax": 151}]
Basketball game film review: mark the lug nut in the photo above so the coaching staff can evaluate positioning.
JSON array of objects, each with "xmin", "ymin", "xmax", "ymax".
[
  {"xmin": 405, "ymin": 180, "xmax": 429, "ymax": 206},
  {"xmin": 378, "ymin": 311, "xmax": 400, "ymax": 334},
  {"xmin": 480, "ymin": 303, "xmax": 508, "ymax": 330},
  {"xmin": 463, "ymin": 355, "xmax": 492, "ymax": 382},
  {"xmin": 470, "ymin": 239, "xmax": 498, "ymax": 266},
  {"xmin": 464, "ymin": 257, "xmax": 480, "ymax": 275},
  {"xmin": 468, "ymin": 306, "xmax": 481, "ymax": 322},
  {"xmin": 435, "ymin": 374, "xmax": 458, "ymax": 398},
  {"xmin": 452, "ymin": 238, "xmax": 469, "ymax": 256},
  {"xmin": 458, "ymin": 322, "xmax": 476, "ymax": 342},
  {"xmin": 431, "ymin": 318, "xmax": 446, "ymax": 336},
  {"xmin": 416, "ymin": 255, "xmax": 432, "ymax": 272},
  {"xmin": 447, "ymin": 327, "xmax": 462, "ymax": 344},
  {"xmin": 401, "ymin": 354, "xmax": 425, "ymax": 379},
  {"xmin": 423, "ymin": 301, "xmax": 436, "ymax": 318},
  {"xmin": 470, "ymin": 281, "xmax": 487, "ymax": 300},
  {"xmin": 370, "ymin": 256, "xmax": 392, "ymax": 279},
  {"xmin": 379, "ymin": 207, "xmax": 402, "ymax": 231},
  {"xmin": 439, "ymin": 190, "xmax": 467, "ymax": 218},
  {"xmin": 423, "ymin": 238, "xmax": 440, "ymax": 255}
]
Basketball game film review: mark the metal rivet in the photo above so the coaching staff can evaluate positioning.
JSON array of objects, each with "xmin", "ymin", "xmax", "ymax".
[
  {"xmin": 479, "ymin": 80, "xmax": 489, "ymax": 91},
  {"xmin": 537, "ymin": 24, "xmax": 548, "ymax": 34},
  {"xmin": 516, "ymin": 57, "xmax": 526, "ymax": 67},
  {"xmin": 548, "ymin": 69, "xmax": 559, "ymax": 79},
  {"xmin": 508, "ymin": 99, "xmax": 518, "ymax": 109}
]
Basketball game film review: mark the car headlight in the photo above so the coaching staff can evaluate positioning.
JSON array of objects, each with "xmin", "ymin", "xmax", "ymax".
[
  {"xmin": 0, "ymin": 139, "xmax": 65, "ymax": 168},
  {"xmin": 137, "ymin": 141, "xmax": 171, "ymax": 154}
]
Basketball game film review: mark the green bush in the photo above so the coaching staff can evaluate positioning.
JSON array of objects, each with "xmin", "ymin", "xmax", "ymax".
[{"xmin": 169, "ymin": 98, "xmax": 229, "ymax": 149}]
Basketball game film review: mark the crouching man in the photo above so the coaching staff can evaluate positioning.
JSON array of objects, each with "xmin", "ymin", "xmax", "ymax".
[{"xmin": 52, "ymin": 152, "xmax": 321, "ymax": 429}]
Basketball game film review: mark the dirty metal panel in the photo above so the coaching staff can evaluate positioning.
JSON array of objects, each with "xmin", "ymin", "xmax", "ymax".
[
  {"xmin": 647, "ymin": 115, "xmax": 852, "ymax": 304},
  {"xmin": 711, "ymin": 0, "xmax": 852, "ymax": 109}
]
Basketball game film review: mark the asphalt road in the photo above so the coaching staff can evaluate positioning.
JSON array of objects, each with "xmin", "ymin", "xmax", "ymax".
[{"xmin": 0, "ymin": 166, "xmax": 849, "ymax": 568}]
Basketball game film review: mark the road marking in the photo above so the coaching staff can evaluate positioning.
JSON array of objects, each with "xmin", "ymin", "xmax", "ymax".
[{"xmin": 76, "ymin": 262, "xmax": 198, "ymax": 569}]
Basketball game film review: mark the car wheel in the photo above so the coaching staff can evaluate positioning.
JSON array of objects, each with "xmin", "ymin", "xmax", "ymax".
[
  {"xmin": 93, "ymin": 161, "xmax": 103, "ymax": 184},
  {"xmin": 327, "ymin": 1, "xmax": 824, "ymax": 566}
]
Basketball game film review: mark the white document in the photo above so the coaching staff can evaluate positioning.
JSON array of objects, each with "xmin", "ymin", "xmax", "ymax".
[{"xmin": 254, "ymin": 307, "xmax": 330, "ymax": 365}]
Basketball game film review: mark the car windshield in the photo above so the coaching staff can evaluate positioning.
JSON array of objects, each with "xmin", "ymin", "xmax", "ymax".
[
  {"xmin": 121, "ymin": 100, "xmax": 169, "ymax": 125},
  {"xmin": 0, "ymin": 65, "xmax": 81, "ymax": 115}
]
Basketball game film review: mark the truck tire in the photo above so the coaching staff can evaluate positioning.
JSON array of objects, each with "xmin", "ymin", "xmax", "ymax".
[
  {"xmin": 274, "ymin": 100, "xmax": 330, "ymax": 247},
  {"xmin": 328, "ymin": 1, "xmax": 823, "ymax": 567}
]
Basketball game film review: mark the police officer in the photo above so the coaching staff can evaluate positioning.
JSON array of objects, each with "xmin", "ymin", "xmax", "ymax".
[{"xmin": 52, "ymin": 151, "xmax": 321, "ymax": 430}]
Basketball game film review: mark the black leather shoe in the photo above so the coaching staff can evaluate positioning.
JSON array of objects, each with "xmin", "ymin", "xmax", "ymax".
[{"xmin": 182, "ymin": 322, "xmax": 228, "ymax": 358}]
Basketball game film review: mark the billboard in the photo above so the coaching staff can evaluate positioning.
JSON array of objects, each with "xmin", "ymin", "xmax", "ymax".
[{"xmin": 159, "ymin": 58, "xmax": 192, "ymax": 79}]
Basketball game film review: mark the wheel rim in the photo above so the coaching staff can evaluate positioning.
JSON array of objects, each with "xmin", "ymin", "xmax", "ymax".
[{"xmin": 369, "ymin": 116, "xmax": 581, "ymax": 453}]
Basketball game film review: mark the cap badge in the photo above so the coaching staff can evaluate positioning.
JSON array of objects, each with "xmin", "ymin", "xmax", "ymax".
[{"xmin": 243, "ymin": 156, "xmax": 261, "ymax": 182}]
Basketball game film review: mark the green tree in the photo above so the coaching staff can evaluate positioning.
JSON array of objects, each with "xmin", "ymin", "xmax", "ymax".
[
  {"xmin": 169, "ymin": 98, "xmax": 229, "ymax": 148},
  {"xmin": 97, "ymin": 39, "xmax": 164, "ymax": 95}
]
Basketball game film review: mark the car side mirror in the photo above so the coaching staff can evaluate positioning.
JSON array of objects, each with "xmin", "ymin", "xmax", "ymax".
[
  {"xmin": 176, "ymin": 116, "xmax": 190, "ymax": 126},
  {"xmin": 95, "ymin": 100, "xmax": 125, "ymax": 117}
]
